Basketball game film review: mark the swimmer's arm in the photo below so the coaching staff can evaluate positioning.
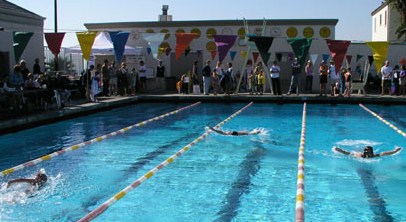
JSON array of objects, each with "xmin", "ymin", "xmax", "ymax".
[
  {"xmin": 208, "ymin": 127, "xmax": 228, "ymax": 135},
  {"xmin": 380, "ymin": 147, "xmax": 402, "ymax": 156},
  {"xmin": 334, "ymin": 147, "xmax": 351, "ymax": 155},
  {"xmin": 7, "ymin": 178, "xmax": 35, "ymax": 188}
]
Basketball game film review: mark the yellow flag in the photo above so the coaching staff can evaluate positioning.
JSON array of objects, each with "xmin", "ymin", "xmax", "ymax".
[
  {"xmin": 158, "ymin": 47, "xmax": 164, "ymax": 59},
  {"xmin": 365, "ymin": 41, "xmax": 389, "ymax": 72},
  {"xmin": 241, "ymin": 50, "xmax": 247, "ymax": 60},
  {"xmin": 76, "ymin": 32, "xmax": 97, "ymax": 61}
]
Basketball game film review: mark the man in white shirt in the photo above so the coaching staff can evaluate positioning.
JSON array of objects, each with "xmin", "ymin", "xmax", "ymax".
[
  {"xmin": 270, "ymin": 61, "xmax": 281, "ymax": 95},
  {"xmin": 328, "ymin": 61, "xmax": 340, "ymax": 96},
  {"xmin": 380, "ymin": 60, "xmax": 393, "ymax": 96}
]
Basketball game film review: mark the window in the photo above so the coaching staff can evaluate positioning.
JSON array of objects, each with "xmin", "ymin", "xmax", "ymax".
[
  {"xmin": 385, "ymin": 10, "xmax": 387, "ymax": 27},
  {"xmin": 380, "ymin": 14, "xmax": 382, "ymax": 26}
]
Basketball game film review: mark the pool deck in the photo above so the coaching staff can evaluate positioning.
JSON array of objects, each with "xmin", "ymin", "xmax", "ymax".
[{"xmin": 1, "ymin": 92, "xmax": 405, "ymax": 135}]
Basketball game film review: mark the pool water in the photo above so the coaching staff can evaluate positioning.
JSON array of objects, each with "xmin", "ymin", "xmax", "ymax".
[{"xmin": 0, "ymin": 103, "xmax": 405, "ymax": 222}]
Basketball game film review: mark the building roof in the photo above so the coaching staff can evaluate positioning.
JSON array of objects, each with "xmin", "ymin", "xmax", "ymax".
[
  {"xmin": 85, "ymin": 19, "xmax": 338, "ymax": 30},
  {"xmin": 371, "ymin": 1, "xmax": 388, "ymax": 16},
  {"xmin": 0, "ymin": 0, "xmax": 44, "ymax": 21}
]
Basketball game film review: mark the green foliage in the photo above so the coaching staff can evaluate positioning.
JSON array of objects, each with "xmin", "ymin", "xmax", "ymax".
[
  {"xmin": 45, "ymin": 56, "xmax": 75, "ymax": 72},
  {"xmin": 386, "ymin": 0, "xmax": 406, "ymax": 39}
]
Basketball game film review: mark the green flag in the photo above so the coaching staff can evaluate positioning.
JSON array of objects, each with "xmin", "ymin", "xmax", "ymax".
[
  {"xmin": 287, "ymin": 38, "xmax": 313, "ymax": 67},
  {"xmin": 13, "ymin": 32, "xmax": 34, "ymax": 63}
]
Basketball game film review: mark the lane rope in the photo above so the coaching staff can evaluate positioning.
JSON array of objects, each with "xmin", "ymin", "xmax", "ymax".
[
  {"xmin": 295, "ymin": 102, "xmax": 307, "ymax": 222},
  {"xmin": 78, "ymin": 102, "xmax": 254, "ymax": 222},
  {"xmin": 1, "ymin": 102, "xmax": 201, "ymax": 177},
  {"xmin": 359, "ymin": 104, "xmax": 406, "ymax": 138}
]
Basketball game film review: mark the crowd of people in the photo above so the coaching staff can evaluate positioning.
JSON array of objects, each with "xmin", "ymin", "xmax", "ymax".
[{"xmin": 175, "ymin": 58, "xmax": 406, "ymax": 97}]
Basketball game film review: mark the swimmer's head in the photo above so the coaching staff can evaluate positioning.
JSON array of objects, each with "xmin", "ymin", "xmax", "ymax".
[
  {"xmin": 362, "ymin": 146, "xmax": 374, "ymax": 158},
  {"xmin": 35, "ymin": 169, "xmax": 47, "ymax": 187}
]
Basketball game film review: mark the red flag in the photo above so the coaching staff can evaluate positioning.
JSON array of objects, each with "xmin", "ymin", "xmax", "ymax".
[
  {"xmin": 252, "ymin": 52, "xmax": 260, "ymax": 63},
  {"xmin": 175, "ymin": 33, "xmax": 197, "ymax": 60},
  {"xmin": 45, "ymin": 33, "xmax": 65, "ymax": 55},
  {"xmin": 326, "ymin": 39, "xmax": 351, "ymax": 71},
  {"xmin": 210, "ymin": 51, "xmax": 217, "ymax": 60}
]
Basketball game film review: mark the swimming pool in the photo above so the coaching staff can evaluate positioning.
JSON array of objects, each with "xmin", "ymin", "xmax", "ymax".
[{"xmin": 0, "ymin": 102, "xmax": 405, "ymax": 221}]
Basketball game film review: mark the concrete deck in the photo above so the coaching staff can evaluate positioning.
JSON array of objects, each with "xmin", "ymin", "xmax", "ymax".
[{"xmin": 1, "ymin": 93, "xmax": 405, "ymax": 135}]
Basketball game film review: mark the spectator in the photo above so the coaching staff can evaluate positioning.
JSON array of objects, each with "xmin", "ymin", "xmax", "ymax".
[
  {"xmin": 101, "ymin": 59, "xmax": 110, "ymax": 96},
  {"xmin": 257, "ymin": 70, "xmax": 265, "ymax": 95},
  {"xmin": 180, "ymin": 73, "xmax": 189, "ymax": 94},
  {"xmin": 328, "ymin": 61, "xmax": 340, "ymax": 96},
  {"xmin": 343, "ymin": 68, "xmax": 352, "ymax": 97},
  {"xmin": 211, "ymin": 69, "xmax": 220, "ymax": 95},
  {"xmin": 304, "ymin": 60, "xmax": 313, "ymax": 93},
  {"xmin": 202, "ymin": 60, "xmax": 211, "ymax": 95},
  {"xmin": 33, "ymin": 58, "xmax": 42, "ymax": 76},
  {"xmin": 9, "ymin": 65, "xmax": 24, "ymax": 89},
  {"xmin": 399, "ymin": 65, "xmax": 406, "ymax": 96},
  {"xmin": 156, "ymin": 60, "xmax": 165, "ymax": 92},
  {"xmin": 287, "ymin": 58, "xmax": 301, "ymax": 95},
  {"xmin": 192, "ymin": 61, "xmax": 200, "ymax": 94},
  {"xmin": 319, "ymin": 61, "xmax": 328, "ymax": 96},
  {"xmin": 380, "ymin": 60, "xmax": 393, "ymax": 96},
  {"xmin": 392, "ymin": 65, "xmax": 400, "ymax": 96},
  {"xmin": 118, "ymin": 62, "xmax": 128, "ymax": 96},
  {"xmin": 138, "ymin": 60, "xmax": 147, "ymax": 93},
  {"xmin": 108, "ymin": 62, "xmax": 117, "ymax": 96},
  {"xmin": 270, "ymin": 61, "xmax": 281, "ymax": 95},
  {"xmin": 19, "ymin": 60, "xmax": 30, "ymax": 81}
]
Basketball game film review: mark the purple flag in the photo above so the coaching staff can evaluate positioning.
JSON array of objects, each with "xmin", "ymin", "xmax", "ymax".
[
  {"xmin": 109, "ymin": 31, "xmax": 130, "ymax": 62},
  {"xmin": 214, "ymin": 35, "xmax": 237, "ymax": 63}
]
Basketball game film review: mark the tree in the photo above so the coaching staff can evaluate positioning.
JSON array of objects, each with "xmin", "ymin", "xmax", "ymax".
[
  {"xmin": 45, "ymin": 56, "xmax": 75, "ymax": 73},
  {"xmin": 385, "ymin": 0, "xmax": 406, "ymax": 39}
]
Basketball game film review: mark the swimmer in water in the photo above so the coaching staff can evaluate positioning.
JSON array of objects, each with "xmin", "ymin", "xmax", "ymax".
[
  {"xmin": 334, "ymin": 146, "xmax": 401, "ymax": 158},
  {"xmin": 7, "ymin": 169, "xmax": 47, "ymax": 189},
  {"xmin": 208, "ymin": 126, "xmax": 261, "ymax": 136}
]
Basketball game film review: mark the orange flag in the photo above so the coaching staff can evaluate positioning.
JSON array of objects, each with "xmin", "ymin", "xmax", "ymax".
[
  {"xmin": 175, "ymin": 33, "xmax": 197, "ymax": 60},
  {"xmin": 76, "ymin": 32, "xmax": 97, "ymax": 61}
]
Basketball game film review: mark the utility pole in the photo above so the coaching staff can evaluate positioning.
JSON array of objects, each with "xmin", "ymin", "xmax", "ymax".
[{"xmin": 54, "ymin": 0, "xmax": 59, "ymax": 71}]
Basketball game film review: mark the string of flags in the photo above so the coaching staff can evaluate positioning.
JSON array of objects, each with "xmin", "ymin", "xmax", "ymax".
[{"xmin": 8, "ymin": 31, "xmax": 401, "ymax": 71}]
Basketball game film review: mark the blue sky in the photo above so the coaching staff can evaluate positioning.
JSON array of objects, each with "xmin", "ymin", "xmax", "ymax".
[{"xmin": 9, "ymin": 0, "xmax": 384, "ymax": 47}]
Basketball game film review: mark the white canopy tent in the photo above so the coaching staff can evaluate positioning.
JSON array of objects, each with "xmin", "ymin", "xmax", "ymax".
[{"xmin": 65, "ymin": 32, "xmax": 142, "ymax": 55}]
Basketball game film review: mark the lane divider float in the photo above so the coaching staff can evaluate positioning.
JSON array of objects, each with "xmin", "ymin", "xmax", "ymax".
[
  {"xmin": 1, "ymin": 102, "xmax": 201, "ymax": 176},
  {"xmin": 295, "ymin": 102, "xmax": 307, "ymax": 222},
  {"xmin": 78, "ymin": 102, "xmax": 254, "ymax": 222},
  {"xmin": 359, "ymin": 104, "xmax": 406, "ymax": 138}
]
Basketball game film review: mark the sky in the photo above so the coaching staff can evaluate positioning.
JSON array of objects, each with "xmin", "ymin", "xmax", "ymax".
[{"xmin": 9, "ymin": 0, "xmax": 384, "ymax": 47}]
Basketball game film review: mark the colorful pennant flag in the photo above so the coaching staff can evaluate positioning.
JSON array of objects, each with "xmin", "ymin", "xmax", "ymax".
[
  {"xmin": 229, "ymin": 51, "xmax": 237, "ymax": 61},
  {"xmin": 210, "ymin": 50, "xmax": 217, "ymax": 60},
  {"xmin": 109, "ymin": 31, "xmax": 130, "ymax": 63},
  {"xmin": 241, "ymin": 50, "xmax": 247, "ymax": 61},
  {"xmin": 175, "ymin": 33, "xmax": 197, "ymax": 60},
  {"xmin": 322, "ymin": 54, "xmax": 330, "ymax": 62},
  {"xmin": 45, "ymin": 33, "xmax": 65, "ymax": 56},
  {"xmin": 249, "ymin": 36, "xmax": 274, "ymax": 66},
  {"xmin": 326, "ymin": 39, "xmax": 351, "ymax": 72},
  {"xmin": 356, "ymin": 54, "xmax": 364, "ymax": 62},
  {"xmin": 13, "ymin": 32, "xmax": 34, "ymax": 63},
  {"xmin": 147, "ymin": 47, "xmax": 152, "ymax": 54},
  {"xmin": 287, "ymin": 38, "xmax": 313, "ymax": 67},
  {"xmin": 275, "ymin": 53, "xmax": 283, "ymax": 62},
  {"xmin": 365, "ymin": 41, "xmax": 389, "ymax": 72},
  {"xmin": 310, "ymin": 54, "xmax": 318, "ymax": 65},
  {"xmin": 252, "ymin": 52, "xmax": 260, "ymax": 63},
  {"xmin": 142, "ymin": 33, "xmax": 166, "ymax": 59},
  {"xmin": 214, "ymin": 35, "xmax": 237, "ymax": 63},
  {"xmin": 76, "ymin": 32, "xmax": 97, "ymax": 61}
]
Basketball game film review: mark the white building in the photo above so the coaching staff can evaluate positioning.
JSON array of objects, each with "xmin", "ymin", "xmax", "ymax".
[
  {"xmin": 371, "ymin": 2, "xmax": 404, "ymax": 42},
  {"xmin": 0, "ymin": 0, "xmax": 44, "ymax": 77}
]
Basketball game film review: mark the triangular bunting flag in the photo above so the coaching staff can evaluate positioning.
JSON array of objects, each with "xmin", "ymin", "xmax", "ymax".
[
  {"xmin": 322, "ymin": 54, "xmax": 330, "ymax": 62},
  {"xmin": 326, "ymin": 39, "xmax": 351, "ymax": 72},
  {"xmin": 310, "ymin": 54, "xmax": 318, "ymax": 65},
  {"xmin": 249, "ymin": 36, "xmax": 274, "ymax": 66},
  {"xmin": 13, "ymin": 32, "xmax": 34, "ymax": 63},
  {"xmin": 356, "ymin": 54, "xmax": 364, "ymax": 62},
  {"xmin": 252, "ymin": 52, "xmax": 260, "ymax": 63},
  {"xmin": 241, "ymin": 50, "xmax": 247, "ymax": 61},
  {"xmin": 147, "ymin": 47, "xmax": 152, "ymax": 54},
  {"xmin": 76, "ymin": 32, "xmax": 97, "ymax": 61},
  {"xmin": 210, "ymin": 50, "xmax": 217, "ymax": 60},
  {"xmin": 175, "ymin": 33, "xmax": 197, "ymax": 60},
  {"xmin": 229, "ymin": 51, "xmax": 237, "ymax": 61},
  {"xmin": 214, "ymin": 35, "xmax": 237, "ymax": 63},
  {"xmin": 368, "ymin": 55, "xmax": 374, "ymax": 66},
  {"xmin": 142, "ymin": 33, "xmax": 166, "ymax": 59},
  {"xmin": 109, "ymin": 31, "xmax": 130, "ymax": 63},
  {"xmin": 158, "ymin": 47, "xmax": 164, "ymax": 59},
  {"xmin": 45, "ymin": 33, "xmax": 65, "ymax": 56},
  {"xmin": 287, "ymin": 38, "xmax": 313, "ymax": 67},
  {"xmin": 365, "ymin": 41, "xmax": 389, "ymax": 72},
  {"xmin": 275, "ymin": 53, "xmax": 283, "ymax": 62},
  {"xmin": 346, "ymin": 55, "xmax": 353, "ymax": 67}
]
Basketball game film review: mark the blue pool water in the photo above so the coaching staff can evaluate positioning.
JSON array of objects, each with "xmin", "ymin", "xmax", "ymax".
[{"xmin": 0, "ymin": 103, "xmax": 405, "ymax": 221}]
